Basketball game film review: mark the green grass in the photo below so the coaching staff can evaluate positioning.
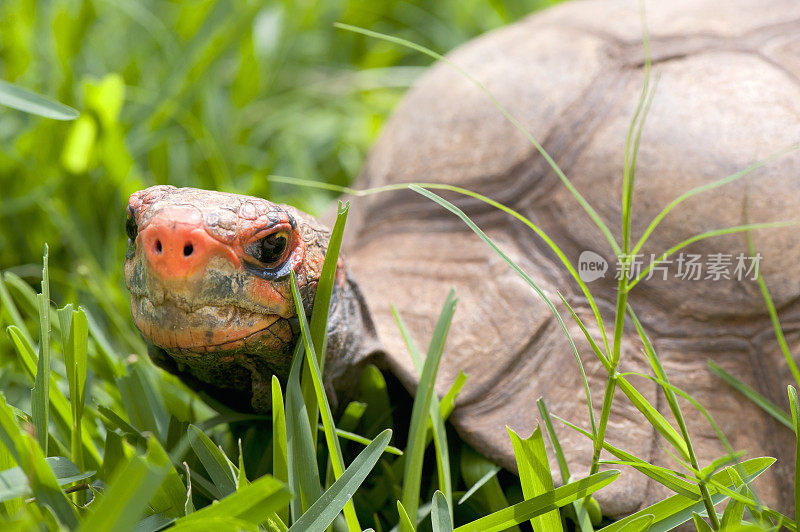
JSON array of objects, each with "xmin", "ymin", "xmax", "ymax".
[{"xmin": 2, "ymin": 0, "xmax": 800, "ymax": 530}]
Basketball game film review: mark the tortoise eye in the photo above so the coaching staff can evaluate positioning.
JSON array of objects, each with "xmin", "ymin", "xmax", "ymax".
[
  {"xmin": 246, "ymin": 231, "xmax": 288, "ymax": 265},
  {"xmin": 126, "ymin": 215, "xmax": 138, "ymax": 243}
]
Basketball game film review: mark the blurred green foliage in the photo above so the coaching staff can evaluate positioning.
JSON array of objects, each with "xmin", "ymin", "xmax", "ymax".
[{"xmin": 1, "ymin": 0, "xmax": 559, "ymax": 355}]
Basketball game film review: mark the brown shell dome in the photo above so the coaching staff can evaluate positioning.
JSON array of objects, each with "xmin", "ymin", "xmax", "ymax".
[{"xmin": 341, "ymin": 0, "xmax": 800, "ymax": 517}]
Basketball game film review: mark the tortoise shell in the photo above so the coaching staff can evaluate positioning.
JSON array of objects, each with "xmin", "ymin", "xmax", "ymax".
[{"xmin": 341, "ymin": 0, "xmax": 800, "ymax": 516}]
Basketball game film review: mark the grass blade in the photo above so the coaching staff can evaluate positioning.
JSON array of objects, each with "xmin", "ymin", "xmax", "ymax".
[
  {"xmin": 287, "ymin": 429, "xmax": 391, "ymax": 532},
  {"xmin": 627, "ymin": 305, "xmax": 721, "ymax": 527},
  {"xmin": 145, "ymin": 436, "xmax": 188, "ymax": 519},
  {"xmin": 537, "ymin": 398, "xmax": 596, "ymax": 531},
  {"xmin": 631, "ymin": 144, "xmax": 799, "ymax": 257},
  {"xmin": 171, "ymin": 474, "xmax": 290, "ymax": 529},
  {"xmin": 302, "ymin": 201, "xmax": 350, "ymax": 445},
  {"xmin": 22, "ymin": 437, "xmax": 78, "ymax": 527},
  {"xmin": 616, "ymin": 372, "xmax": 762, "ymax": 508},
  {"xmin": 708, "ymin": 361, "xmax": 791, "ymax": 429},
  {"xmin": 559, "ymin": 293, "xmax": 610, "ymax": 374},
  {"xmin": 720, "ymin": 484, "xmax": 747, "ymax": 528},
  {"xmin": 617, "ymin": 514, "xmax": 654, "ymax": 532},
  {"xmin": 290, "ymin": 271, "xmax": 360, "ymax": 531},
  {"xmin": 0, "ymin": 394, "xmax": 78, "ymax": 525},
  {"xmin": 620, "ymin": 9, "xmax": 653, "ymax": 256},
  {"xmin": 401, "ymin": 289, "xmax": 458, "ymax": 525},
  {"xmin": 598, "ymin": 457, "xmax": 775, "ymax": 532},
  {"xmin": 117, "ymin": 361, "xmax": 169, "ymax": 443},
  {"xmin": 0, "ymin": 456, "xmax": 93, "ymax": 502},
  {"xmin": 264, "ymin": 513, "xmax": 289, "ymax": 532},
  {"xmin": 453, "ymin": 470, "xmax": 619, "ymax": 532},
  {"xmin": 272, "ymin": 376, "xmax": 289, "ymax": 525},
  {"xmin": 0, "ymin": 400, "xmax": 68, "ymax": 524},
  {"xmin": 746, "ymin": 228, "xmax": 800, "ymax": 389},
  {"xmin": 187, "ymin": 425, "xmax": 237, "ymax": 498},
  {"xmin": 692, "ymin": 513, "xmax": 714, "ymax": 532},
  {"xmin": 556, "ymin": 415, "xmax": 701, "ymax": 499},
  {"xmin": 457, "ymin": 464, "xmax": 500, "ymax": 505},
  {"xmin": 360, "ymin": 365, "xmax": 393, "ymax": 438},
  {"xmin": 790, "ymin": 385, "xmax": 800, "ymax": 526},
  {"xmin": 615, "ymin": 376, "xmax": 689, "ymax": 460},
  {"xmin": 508, "ymin": 425, "xmax": 562, "ymax": 531},
  {"xmin": 431, "ymin": 491, "xmax": 453, "ymax": 532},
  {"xmin": 0, "ymin": 273, "xmax": 32, "ymax": 345},
  {"xmin": 619, "ymin": 373, "xmax": 738, "ymax": 461},
  {"xmin": 32, "ymin": 245, "xmax": 51, "ymax": 455},
  {"xmin": 170, "ymin": 516, "xmax": 256, "ymax": 531},
  {"xmin": 536, "ymin": 400, "xmax": 570, "ymax": 483},
  {"xmin": 0, "ymin": 80, "xmax": 79, "ymax": 120},
  {"xmin": 397, "ymin": 500, "xmax": 416, "ymax": 532},
  {"xmin": 97, "ymin": 404, "xmax": 146, "ymax": 444},
  {"xmin": 7, "ymin": 325, "xmax": 102, "ymax": 468},
  {"xmin": 628, "ymin": 220, "xmax": 800, "ymax": 291},
  {"xmin": 59, "ymin": 305, "xmax": 89, "ymax": 475},
  {"xmin": 324, "ymin": 407, "xmax": 366, "ymax": 486},
  {"xmin": 285, "ymin": 342, "xmax": 322, "ymax": 519},
  {"xmin": 628, "ymin": 305, "xmax": 685, "ymax": 428},
  {"xmin": 183, "ymin": 463, "xmax": 194, "ymax": 515},
  {"xmin": 393, "ymin": 304, "xmax": 453, "ymax": 519},
  {"xmin": 3, "ymin": 271, "xmax": 41, "ymax": 317},
  {"xmin": 319, "ymin": 426, "xmax": 402, "ymax": 456},
  {"xmin": 460, "ymin": 447, "xmax": 519, "ymax": 531},
  {"xmin": 236, "ymin": 439, "xmax": 248, "ymax": 488},
  {"xmin": 700, "ymin": 452, "xmax": 747, "ymax": 479},
  {"xmin": 84, "ymin": 308, "xmax": 125, "ymax": 380},
  {"xmin": 308, "ymin": 200, "xmax": 348, "ymax": 368},
  {"xmin": 596, "ymin": 461, "xmax": 698, "ymax": 499},
  {"xmin": 440, "ymin": 371, "xmax": 467, "ymax": 421}
]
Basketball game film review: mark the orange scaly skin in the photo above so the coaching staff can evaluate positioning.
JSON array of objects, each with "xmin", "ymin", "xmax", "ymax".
[{"xmin": 124, "ymin": 185, "xmax": 331, "ymax": 411}]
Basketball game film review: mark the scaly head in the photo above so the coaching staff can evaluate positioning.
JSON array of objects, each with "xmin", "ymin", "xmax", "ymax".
[{"xmin": 123, "ymin": 185, "xmax": 331, "ymax": 411}]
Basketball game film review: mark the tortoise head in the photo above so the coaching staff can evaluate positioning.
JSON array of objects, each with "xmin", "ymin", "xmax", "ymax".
[{"xmin": 123, "ymin": 185, "xmax": 331, "ymax": 410}]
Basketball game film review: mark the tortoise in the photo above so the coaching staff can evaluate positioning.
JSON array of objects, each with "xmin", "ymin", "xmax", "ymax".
[{"xmin": 124, "ymin": 0, "xmax": 800, "ymax": 518}]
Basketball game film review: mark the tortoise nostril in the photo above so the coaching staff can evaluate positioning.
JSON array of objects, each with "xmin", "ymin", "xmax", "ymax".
[{"xmin": 141, "ymin": 210, "xmax": 212, "ymax": 279}]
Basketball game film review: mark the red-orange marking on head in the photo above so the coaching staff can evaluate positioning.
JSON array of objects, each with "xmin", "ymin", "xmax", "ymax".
[{"xmin": 140, "ymin": 205, "xmax": 239, "ymax": 280}]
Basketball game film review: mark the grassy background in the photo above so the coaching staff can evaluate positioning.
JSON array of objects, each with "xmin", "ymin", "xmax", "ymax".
[{"xmin": 0, "ymin": 0, "xmax": 559, "ymax": 358}]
